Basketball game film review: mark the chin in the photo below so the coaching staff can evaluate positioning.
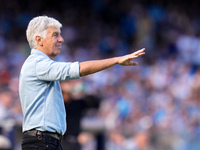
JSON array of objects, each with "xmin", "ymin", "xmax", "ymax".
[{"xmin": 56, "ymin": 48, "xmax": 61, "ymax": 53}]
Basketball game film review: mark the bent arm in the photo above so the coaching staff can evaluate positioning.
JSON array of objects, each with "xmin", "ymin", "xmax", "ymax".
[{"xmin": 79, "ymin": 48, "xmax": 145, "ymax": 77}]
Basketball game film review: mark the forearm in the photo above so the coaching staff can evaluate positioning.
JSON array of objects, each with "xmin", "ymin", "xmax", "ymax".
[
  {"xmin": 79, "ymin": 57, "xmax": 119, "ymax": 77},
  {"xmin": 79, "ymin": 48, "xmax": 145, "ymax": 77}
]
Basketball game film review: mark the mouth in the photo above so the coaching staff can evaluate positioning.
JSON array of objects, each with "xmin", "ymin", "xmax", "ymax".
[{"xmin": 56, "ymin": 45, "xmax": 62, "ymax": 49}]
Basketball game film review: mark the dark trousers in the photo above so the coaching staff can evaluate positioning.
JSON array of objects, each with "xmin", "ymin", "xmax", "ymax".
[{"xmin": 21, "ymin": 133, "xmax": 63, "ymax": 150}]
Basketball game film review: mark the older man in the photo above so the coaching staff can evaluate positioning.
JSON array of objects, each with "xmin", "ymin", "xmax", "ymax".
[{"xmin": 19, "ymin": 16, "xmax": 145, "ymax": 150}]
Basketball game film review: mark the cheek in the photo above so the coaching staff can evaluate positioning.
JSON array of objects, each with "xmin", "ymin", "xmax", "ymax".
[
  {"xmin": 46, "ymin": 41, "xmax": 55, "ymax": 49},
  {"xmin": 43, "ymin": 39, "xmax": 58, "ymax": 51}
]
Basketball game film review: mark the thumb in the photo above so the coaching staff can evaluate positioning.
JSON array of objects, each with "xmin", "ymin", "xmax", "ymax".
[{"xmin": 129, "ymin": 62, "xmax": 138, "ymax": 66}]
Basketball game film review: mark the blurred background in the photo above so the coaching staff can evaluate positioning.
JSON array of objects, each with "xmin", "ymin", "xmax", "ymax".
[{"xmin": 1, "ymin": 0, "xmax": 200, "ymax": 149}]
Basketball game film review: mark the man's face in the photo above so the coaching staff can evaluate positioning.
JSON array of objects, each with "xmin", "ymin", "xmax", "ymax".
[{"xmin": 41, "ymin": 26, "xmax": 64, "ymax": 59}]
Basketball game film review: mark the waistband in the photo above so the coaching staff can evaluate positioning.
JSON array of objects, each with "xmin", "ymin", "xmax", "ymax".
[{"xmin": 23, "ymin": 129, "xmax": 63, "ymax": 142}]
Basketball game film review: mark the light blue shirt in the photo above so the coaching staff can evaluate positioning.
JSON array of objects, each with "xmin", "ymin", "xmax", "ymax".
[{"xmin": 19, "ymin": 49, "xmax": 80, "ymax": 135}]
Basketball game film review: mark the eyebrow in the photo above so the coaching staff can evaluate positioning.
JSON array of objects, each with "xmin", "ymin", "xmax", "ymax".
[{"xmin": 52, "ymin": 31, "xmax": 60, "ymax": 36}]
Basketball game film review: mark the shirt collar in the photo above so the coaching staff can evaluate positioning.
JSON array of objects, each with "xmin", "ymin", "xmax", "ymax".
[{"xmin": 31, "ymin": 49, "xmax": 50, "ymax": 59}]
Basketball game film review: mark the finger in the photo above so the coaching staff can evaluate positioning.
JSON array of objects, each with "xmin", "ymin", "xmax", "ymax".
[
  {"xmin": 137, "ymin": 52, "xmax": 145, "ymax": 57},
  {"xmin": 129, "ymin": 51, "xmax": 145, "ymax": 59},
  {"xmin": 134, "ymin": 48, "xmax": 145, "ymax": 55},
  {"xmin": 129, "ymin": 62, "xmax": 138, "ymax": 66},
  {"xmin": 129, "ymin": 48, "xmax": 145, "ymax": 57}
]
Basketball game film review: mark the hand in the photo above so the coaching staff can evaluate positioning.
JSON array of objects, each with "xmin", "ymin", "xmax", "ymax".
[{"xmin": 118, "ymin": 48, "xmax": 145, "ymax": 66}]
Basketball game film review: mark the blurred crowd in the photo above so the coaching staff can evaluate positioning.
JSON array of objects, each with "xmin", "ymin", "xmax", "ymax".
[{"xmin": 1, "ymin": 0, "xmax": 200, "ymax": 149}]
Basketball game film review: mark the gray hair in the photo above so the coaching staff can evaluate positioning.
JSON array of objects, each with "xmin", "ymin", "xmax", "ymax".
[{"xmin": 26, "ymin": 16, "xmax": 62, "ymax": 49}]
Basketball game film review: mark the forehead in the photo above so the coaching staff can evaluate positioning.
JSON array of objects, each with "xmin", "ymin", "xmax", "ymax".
[{"xmin": 47, "ymin": 26, "xmax": 61, "ymax": 34}]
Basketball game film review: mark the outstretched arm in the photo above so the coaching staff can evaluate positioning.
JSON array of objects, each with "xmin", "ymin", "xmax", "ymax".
[{"xmin": 79, "ymin": 48, "xmax": 145, "ymax": 77}]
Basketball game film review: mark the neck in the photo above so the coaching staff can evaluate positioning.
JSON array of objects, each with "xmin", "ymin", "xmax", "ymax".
[{"xmin": 37, "ymin": 47, "xmax": 55, "ymax": 60}]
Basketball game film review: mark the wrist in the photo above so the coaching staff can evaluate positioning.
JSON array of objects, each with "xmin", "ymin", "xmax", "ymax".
[{"xmin": 114, "ymin": 56, "xmax": 120, "ymax": 64}]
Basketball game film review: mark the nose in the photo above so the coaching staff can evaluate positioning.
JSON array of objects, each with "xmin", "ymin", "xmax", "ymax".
[{"xmin": 58, "ymin": 35, "xmax": 64, "ymax": 43}]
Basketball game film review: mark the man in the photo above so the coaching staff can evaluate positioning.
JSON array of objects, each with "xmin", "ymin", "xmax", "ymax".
[{"xmin": 19, "ymin": 16, "xmax": 145, "ymax": 150}]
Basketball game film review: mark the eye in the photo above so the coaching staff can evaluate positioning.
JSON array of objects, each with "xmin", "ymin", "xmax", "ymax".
[{"xmin": 52, "ymin": 32, "xmax": 59, "ymax": 37}]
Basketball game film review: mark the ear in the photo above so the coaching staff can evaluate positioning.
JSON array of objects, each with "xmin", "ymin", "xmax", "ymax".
[{"xmin": 35, "ymin": 36, "xmax": 43, "ymax": 46}]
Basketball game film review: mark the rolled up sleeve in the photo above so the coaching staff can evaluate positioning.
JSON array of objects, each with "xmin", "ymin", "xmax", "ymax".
[
  {"xmin": 65, "ymin": 61, "xmax": 80, "ymax": 80},
  {"xmin": 36, "ymin": 59, "xmax": 80, "ymax": 81}
]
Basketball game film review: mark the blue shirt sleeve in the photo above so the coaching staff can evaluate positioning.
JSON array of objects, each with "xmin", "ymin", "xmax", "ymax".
[{"xmin": 35, "ymin": 58, "xmax": 80, "ymax": 81}]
